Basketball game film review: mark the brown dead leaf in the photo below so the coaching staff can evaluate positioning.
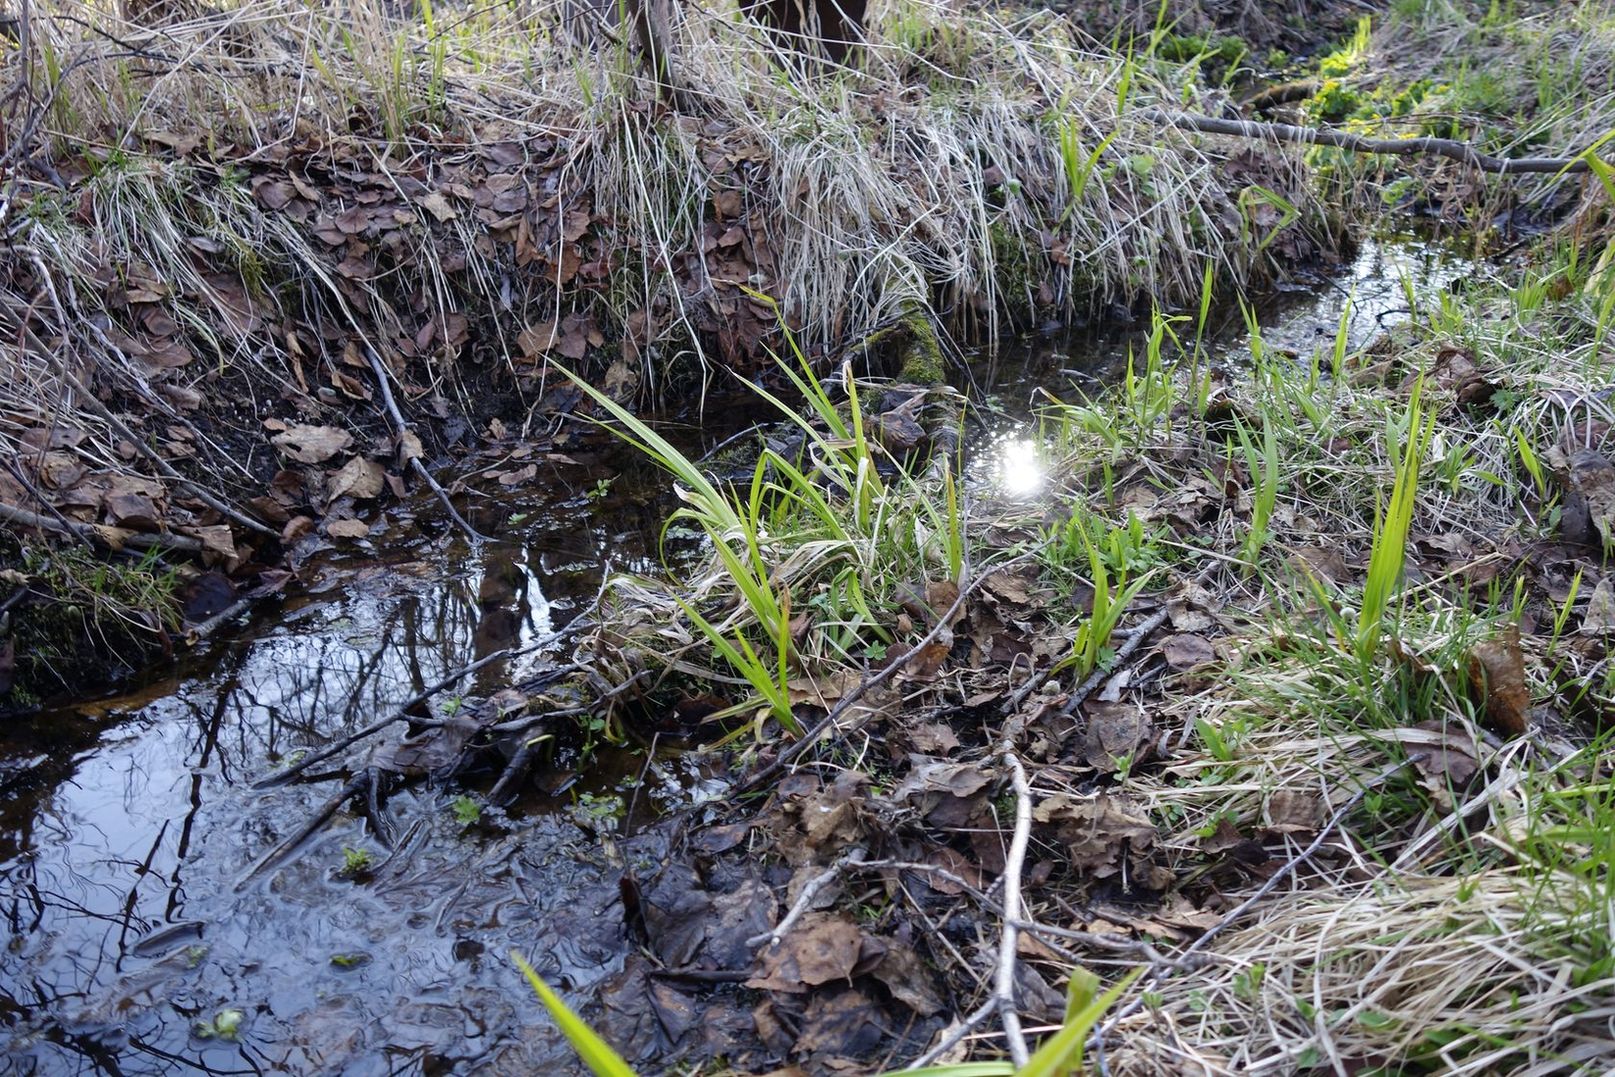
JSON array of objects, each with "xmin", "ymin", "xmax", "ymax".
[
  {"xmin": 897, "ymin": 630, "xmax": 952, "ymax": 681},
  {"xmin": 1264, "ymin": 789, "xmax": 1324, "ymax": 834},
  {"xmin": 869, "ymin": 945, "xmax": 945, "ymax": 1016},
  {"xmin": 1034, "ymin": 792, "xmax": 1157, "ymax": 879},
  {"xmin": 272, "ymin": 424, "xmax": 353, "ymax": 465},
  {"xmin": 1559, "ymin": 449, "xmax": 1615, "ymax": 550},
  {"xmin": 327, "ymin": 518, "xmax": 370, "ymax": 540},
  {"xmin": 1466, "ymin": 624, "xmax": 1529, "ymax": 737},
  {"xmin": 746, "ymin": 913, "xmax": 863, "ymax": 991},
  {"xmin": 416, "ymin": 190, "xmax": 459, "ymax": 222},
  {"xmin": 184, "ymin": 524, "xmax": 236, "ymax": 560},
  {"xmin": 1395, "ymin": 720, "xmax": 1483, "ymax": 787},
  {"xmin": 1159, "ymin": 633, "xmax": 1216, "ymax": 670},
  {"xmin": 327, "ymin": 456, "xmax": 384, "ymax": 503},
  {"xmin": 1584, "ymin": 578, "xmax": 1615, "ymax": 635},
  {"xmin": 1080, "ymin": 700, "xmax": 1151, "ymax": 771}
]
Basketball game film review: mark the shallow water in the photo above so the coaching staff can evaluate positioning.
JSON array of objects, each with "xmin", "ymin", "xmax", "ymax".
[{"xmin": 0, "ymin": 236, "xmax": 1477, "ymax": 1074}]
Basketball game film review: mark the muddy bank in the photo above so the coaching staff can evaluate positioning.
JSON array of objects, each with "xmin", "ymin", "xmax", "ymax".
[{"xmin": 0, "ymin": 0, "xmax": 1348, "ymax": 708}]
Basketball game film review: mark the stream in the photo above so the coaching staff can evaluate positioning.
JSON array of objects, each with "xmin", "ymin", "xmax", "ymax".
[{"xmin": 0, "ymin": 237, "xmax": 1474, "ymax": 1075}]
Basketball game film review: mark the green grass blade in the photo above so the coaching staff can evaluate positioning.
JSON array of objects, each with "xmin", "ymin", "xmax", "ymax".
[{"xmin": 512, "ymin": 953, "xmax": 637, "ymax": 1077}]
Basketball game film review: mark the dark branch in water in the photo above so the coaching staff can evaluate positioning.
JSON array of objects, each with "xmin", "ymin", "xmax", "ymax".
[
  {"xmin": 1147, "ymin": 109, "xmax": 1603, "ymax": 174},
  {"xmin": 362, "ymin": 345, "xmax": 489, "ymax": 544}
]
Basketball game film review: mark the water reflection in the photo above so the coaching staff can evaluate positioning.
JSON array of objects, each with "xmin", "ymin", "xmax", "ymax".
[
  {"xmin": 968, "ymin": 236, "xmax": 1479, "ymax": 497},
  {"xmin": 0, "ymin": 466, "xmax": 681, "ymax": 1075}
]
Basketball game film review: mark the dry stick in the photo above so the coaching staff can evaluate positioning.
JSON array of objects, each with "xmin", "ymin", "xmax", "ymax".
[
  {"xmin": 1058, "ymin": 606, "xmax": 1173, "ymax": 717},
  {"xmin": 992, "ymin": 751, "xmax": 1034, "ymax": 1068},
  {"xmin": 904, "ymin": 998, "xmax": 998, "ymax": 1071},
  {"xmin": 736, "ymin": 549, "xmax": 1040, "ymax": 796},
  {"xmin": 746, "ymin": 847, "xmax": 868, "ymax": 949},
  {"xmin": 362, "ymin": 346, "xmax": 487, "ymax": 544},
  {"xmin": 1144, "ymin": 109, "xmax": 1601, "ymax": 175},
  {"xmin": 1002, "ymin": 604, "xmax": 1170, "ymax": 715},
  {"xmin": 0, "ymin": 500, "xmax": 204, "ymax": 554},
  {"xmin": 251, "ymin": 620, "xmax": 588, "ymax": 789},
  {"xmin": 1088, "ymin": 761, "xmax": 1410, "ymax": 1065}
]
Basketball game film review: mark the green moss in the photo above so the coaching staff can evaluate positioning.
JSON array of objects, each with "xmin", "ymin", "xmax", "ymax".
[{"xmin": 895, "ymin": 308, "xmax": 945, "ymax": 385}]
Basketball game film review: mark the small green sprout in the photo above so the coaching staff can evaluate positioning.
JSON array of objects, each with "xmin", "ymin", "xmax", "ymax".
[
  {"xmin": 194, "ymin": 1008, "xmax": 244, "ymax": 1040},
  {"xmin": 451, "ymin": 795, "xmax": 482, "ymax": 827}
]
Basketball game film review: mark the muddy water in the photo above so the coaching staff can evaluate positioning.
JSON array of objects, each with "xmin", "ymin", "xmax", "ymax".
[{"xmin": 0, "ymin": 237, "xmax": 1475, "ymax": 1075}]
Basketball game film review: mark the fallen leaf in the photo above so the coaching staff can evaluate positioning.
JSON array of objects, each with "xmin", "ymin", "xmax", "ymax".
[
  {"xmin": 1080, "ymin": 700, "xmax": 1152, "ymax": 770},
  {"xmin": 1159, "ymin": 633, "xmax": 1216, "ymax": 670},
  {"xmin": 416, "ymin": 190, "xmax": 459, "ymax": 222},
  {"xmin": 1264, "ymin": 789, "xmax": 1324, "ymax": 834},
  {"xmin": 1559, "ymin": 449, "xmax": 1615, "ymax": 550},
  {"xmin": 746, "ymin": 913, "xmax": 863, "ymax": 991},
  {"xmin": 1466, "ymin": 624, "xmax": 1529, "ymax": 737},
  {"xmin": 1395, "ymin": 721, "xmax": 1483, "ymax": 787},
  {"xmin": 1584, "ymin": 578, "xmax": 1615, "ymax": 635},
  {"xmin": 327, "ymin": 456, "xmax": 384, "ymax": 502},
  {"xmin": 272, "ymin": 424, "xmax": 353, "ymax": 465},
  {"xmin": 326, "ymin": 518, "xmax": 370, "ymax": 540}
]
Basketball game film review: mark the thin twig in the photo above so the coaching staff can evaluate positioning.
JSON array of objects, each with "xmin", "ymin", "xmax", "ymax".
[
  {"xmin": 1059, "ymin": 607, "xmax": 1172, "ymax": 716},
  {"xmin": 904, "ymin": 997, "xmax": 998, "ymax": 1070},
  {"xmin": 747, "ymin": 847, "xmax": 867, "ymax": 949},
  {"xmin": 992, "ymin": 750, "xmax": 1034, "ymax": 1068},
  {"xmin": 363, "ymin": 345, "xmax": 487, "ymax": 543}
]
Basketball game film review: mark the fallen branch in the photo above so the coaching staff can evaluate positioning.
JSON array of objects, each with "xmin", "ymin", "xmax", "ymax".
[
  {"xmin": 1058, "ymin": 607, "xmax": 1172, "ymax": 717},
  {"xmin": 0, "ymin": 499, "xmax": 204, "ymax": 554},
  {"xmin": 363, "ymin": 345, "xmax": 488, "ymax": 544},
  {"xmin": 991, "ymin": 750, "xmax": 1034, "ymax": 1068},
  {"xmin": 1146, "ymin": 109, "xmax": 1601, "ymax": 174},
  {"xmin": 252, "ymin": 619, "xmax": 589, "ymax": 788}
]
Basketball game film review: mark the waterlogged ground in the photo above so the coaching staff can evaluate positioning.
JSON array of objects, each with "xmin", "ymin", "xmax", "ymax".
[{"xmin": 0, "ymin": 237, "xmax": 1476, "ymax": 1075}]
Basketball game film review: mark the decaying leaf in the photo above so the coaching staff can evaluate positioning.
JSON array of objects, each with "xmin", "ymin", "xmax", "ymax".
[
  {"xmin": 272, "ymin": 424, "xmax": 353, "ymax": 465},
  {"xmin": 1080, "ymin": 700, "xmax": 1152, "ymax": 770},
  {"xmin": 1034, "ymin": 792, "xmax": 1158, "ymax": 879},
  {"xmin": 745, "ymin": 912, "xmax": 863, "ymax": 991},
  {"xmin": 1395, "ymin": 720, "xmax": 1483, "ymax": 788},
  {"xmin": 327, "ymin": 456, "xmax": 385, "ymax": 502},
  {"xmin": 326, "ymin": 518, "xmax": 370, "ymax": 540},
  {"xmin": 1159, "ymin": 633, "xmax": 1217, "ymax": 670},
  {"xmin": 1584, "ymin": 577, "xmax": 1615, "ymax": 635},
  {"xmin": 1558, "ymin": 448, "xmax": 1615, "ymax": 550}
]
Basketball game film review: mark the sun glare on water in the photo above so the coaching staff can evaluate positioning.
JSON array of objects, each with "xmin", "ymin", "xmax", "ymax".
[{"xmin": 996, "ymin": 436, "xmax": 1045, "ymax": 498}]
